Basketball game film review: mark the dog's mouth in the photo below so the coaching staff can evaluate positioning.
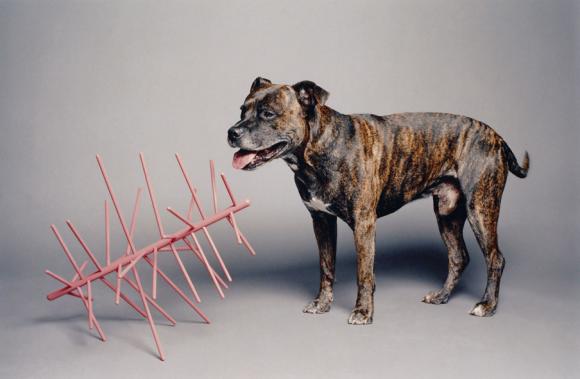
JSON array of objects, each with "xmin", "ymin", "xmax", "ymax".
[{"xmin": 232, "ymin": 141, "xmax": 289, "ymax": 170}]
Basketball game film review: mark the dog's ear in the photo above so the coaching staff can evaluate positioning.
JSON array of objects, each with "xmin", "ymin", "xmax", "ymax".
[
  {"xmin": 292, "ymin": 81, "xmax": 329, "ymax": 112},
  {"xmin": 250, "ymin": 77, "xmax": 272, "ymax": 93}
]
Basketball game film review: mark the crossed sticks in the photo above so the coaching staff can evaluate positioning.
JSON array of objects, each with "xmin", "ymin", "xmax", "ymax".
[{"xmin": 45, "ymin": 154, "xmax": 255, "ymax": 360}]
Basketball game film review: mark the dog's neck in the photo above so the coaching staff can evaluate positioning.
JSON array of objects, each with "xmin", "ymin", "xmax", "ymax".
[
  {"xmin": 283, "ymin": 105, "xmax": 351, "ymax": 176},
  {"xmin": 285, "ymin": 106, "xmax": 344, "ymax": 160}
]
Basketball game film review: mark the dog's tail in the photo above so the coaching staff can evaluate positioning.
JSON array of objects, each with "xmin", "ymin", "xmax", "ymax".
[{"xmin": 502, "ymin": 141, "xmax": 529, "ymax": 178}]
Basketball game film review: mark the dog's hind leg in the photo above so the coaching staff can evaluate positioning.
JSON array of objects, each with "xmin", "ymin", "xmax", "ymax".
[
  {"xmin": 423, "ymin": 187, "xmax": 470, "ymax": 305},
  {"xmin": 464, "ymin": 163, "xmax": 508, "ymax": 317}
]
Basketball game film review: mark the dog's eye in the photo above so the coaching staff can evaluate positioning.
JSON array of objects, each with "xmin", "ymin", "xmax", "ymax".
[{"xmin": 260, "ymin": 110, "xmax": 277, "ymax": 120}]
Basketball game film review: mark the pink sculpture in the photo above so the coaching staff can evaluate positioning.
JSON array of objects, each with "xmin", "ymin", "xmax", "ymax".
[{"xmin": 45, "ymin": 153, "xmax": 255, "ymax": 361}]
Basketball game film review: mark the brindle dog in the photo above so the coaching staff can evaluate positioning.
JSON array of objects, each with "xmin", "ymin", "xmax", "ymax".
[{"xmin": 227, "ymin": 77, "xmax": 529, "ymax": 324}]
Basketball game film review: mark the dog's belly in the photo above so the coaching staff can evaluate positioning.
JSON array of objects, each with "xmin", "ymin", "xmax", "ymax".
[
  {"xmin": 376, "ymin": 193, "xmax": 407, "ymax": 218},
  {"xmin": 376, "ymin": 174, "xmax": 461, "ymax": 218}
]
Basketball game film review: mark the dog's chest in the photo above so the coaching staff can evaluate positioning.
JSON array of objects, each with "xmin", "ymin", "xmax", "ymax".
[
  {"xmin": 302, "ymin": 195, "xmax": 335, "ymax": 215},
  {"xmin": 292, "ymin": 168, "xmax": 342, "ymax": 217}
]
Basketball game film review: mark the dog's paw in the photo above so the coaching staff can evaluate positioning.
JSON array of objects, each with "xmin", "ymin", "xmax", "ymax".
[
  {"xmin": 469, "ymin": 301, "xmax": 497, "ymax": 317},
  {"xmin": 421, "ymin": 290, "xmax": 449, "ymax": 305},
  {"xmin": 303, "ymin": 299, "xmax": 331, "ymax": 314},
  {"xmin": 347, "ymin": 308, "xmax": 373, "ymax": 325}
]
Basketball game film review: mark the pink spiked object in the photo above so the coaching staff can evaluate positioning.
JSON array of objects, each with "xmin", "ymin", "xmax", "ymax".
[{"xmin": 45, "ymin": 154, "xmax": 255, "ymax": 361}]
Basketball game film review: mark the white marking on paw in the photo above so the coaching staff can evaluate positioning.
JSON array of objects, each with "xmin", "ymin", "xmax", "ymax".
[
  {"xmin": 471, "ymin": 304, "xmax": 485, "ymax": 316},
  {"xmin": 303, "ymin": 197, "xmax": 334, "ymax": 215},
  {"xmin": 288, "ymin": 163, "xmax": 298, "ymax": 171}
]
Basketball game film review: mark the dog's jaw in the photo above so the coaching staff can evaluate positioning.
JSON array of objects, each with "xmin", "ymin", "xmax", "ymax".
[{"xmin": 231, "ymin": 141, "xmax": 290, "ymax": 170}]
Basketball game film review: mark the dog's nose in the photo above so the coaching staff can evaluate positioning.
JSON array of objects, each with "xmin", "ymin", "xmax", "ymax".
[{"xmin": 228, "ymin": 127, "xmax": 245, "ymax": 141}]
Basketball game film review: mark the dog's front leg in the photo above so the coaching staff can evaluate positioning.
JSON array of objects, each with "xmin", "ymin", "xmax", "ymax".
[
  {"xmin": 303, "ymin": 211, "xmax": 337, "ymax": 314},
  {"xmin": 348, "ymin": 214, "xmax": 377, "ymax": 325}
]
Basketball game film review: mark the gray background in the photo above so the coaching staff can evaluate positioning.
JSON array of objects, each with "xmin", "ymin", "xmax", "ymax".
[{"xmin": 1, "ymin": 0, "xmax": 578, "ymax": 378}]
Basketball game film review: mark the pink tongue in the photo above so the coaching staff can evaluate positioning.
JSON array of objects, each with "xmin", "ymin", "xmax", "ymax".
[{"xmin": 232, "ymin": 150, "xmax": 257, "ymax": 169}]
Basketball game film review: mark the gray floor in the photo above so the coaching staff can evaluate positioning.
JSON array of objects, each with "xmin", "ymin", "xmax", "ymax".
[{"xmin": 1, "ymin": 217, "xmax": 578, "ymax": 378}]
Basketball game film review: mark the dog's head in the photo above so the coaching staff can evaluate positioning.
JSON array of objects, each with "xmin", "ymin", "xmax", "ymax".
[{"xmin": 227, "ymin": 77, "xmax": 329, "ymax": 170}]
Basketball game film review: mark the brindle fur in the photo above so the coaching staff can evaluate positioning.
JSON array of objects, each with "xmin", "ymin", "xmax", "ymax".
[{"xmin": 228, "ymin": 78, "xmax": 529, "ymax": 324}]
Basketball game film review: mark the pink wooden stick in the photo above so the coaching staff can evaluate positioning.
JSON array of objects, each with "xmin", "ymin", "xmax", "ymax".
[
  {"xmin": 175, "ymin": 154, "xmax": 206, "ymax": 218},
  {"xmin": 77, "ymin": 284, "xmax": 106, "ymax": 341},
  {"xmin": 219, "ymin": 174, "xmax": 256, "ymax": 255},
  {"xmin": 210, "ymin": 160, "xmax": 218, "ymax": 214},
  {"xmin": 60, "ymin": 265, "xmax": 107, "ymax": 341},
  {"xmin": 168, "ymin": 242, "xmax": 201, "ymax": 303},
  {"xmin": 130, "ymin": 259, "xmax": 165, "ymax": 360},
  {"xmin": 65, "ymin": 219, "xmax": 154, "ymax": 318},
  {"xmin": 238, "ymin": 230, "xmax": 257, "ymax": 256},
  {"xmin": 167, "ymin": 208, "xmax": 241, "ymax": 271},
  {"xmin": 139, "ymin": 154, "xmax": 202, "ymax": 301},
  {"xmin": 118, "ymin": 188, "xmax": 142, "ymax": 277},
  {"xmin": 220, "ymin": 173, "xmax": 237, "ymax": 205},
  {"xmin": 66, "ymin": 221, "xmax": 102, "ymax": 270},
  {"xmin": 46, "ymin": 270, "xmax": 78, "ymax": 288},
  {"xmin": 105, "ymin": 200, "xmax": 110, "ymax": 265},
  {"xmin": 45, "ymin": 271, "xmax": 83, "ymax": 299},
  {"xmin": 103, "ymin": 265, "xmax": 171, "ymax": 324},
  {"xmin": 184, "ymin": 235, "xmax": 229, "ymax": 289},
  {"xmin": 66, "ymin": 219, "xmax": 150, "ymax": 318},
  {"xmin": 96, "ymin": 155, "xmax": 138, "ymax": 255},
  {"xmin": 152, "ymin": 247, "xmax": 158, "ymax": 299},
  {"xmin": 159, "ymin": 246, "xmax": 191, "ymax": 252},
  {"xmin": 79, "ymin": 286, "xmax": 106, "ymax": 341},
  {"xmin": 183, "ymin": 235, "xmax": 225, "ymax": 298},
  {"xmin": 70, "ymin": 262, "xmax": 102, "ymax": 337},
  {"xmin": 97, "ymin": 277, "xmax": 146, "ymax": 317},
  {"xmin": 139, "ymin": 153, "xmax": 166, "ymax": 238},
  {"xmin": 142, "ymin": 255, "xmax": 210, "ymax": 323},
  {"xmin": 50, "ymin": 225, "xmax": 84, "ymax": 278},
  {"xmin": 121, "ymin": 274, "xmax": 176, "ymax": 326},
  {"xmin": 125, "ymin": 188, "xmax": 143, "ymax": 256},
  {"xmin": 115, "ymin": 265, "xmax": 122, "ymax": 304},
  {"xmin": 95, "ymin": 155, "xmax": 164, "ymax": 360},
  {"xmin": 87, "ymin": 279, "xmax": 93, "ymax": 329},
  {"xmin": 229, "ymin": 213, "xmax": 242, "ymax": 244},
  {"xmin": 71, "ymin": 261, "xmax": 89, "ymax": 298},
  {"xmin": 203, "ymin": 227, "xmax": 231, "ymax": 281},
  {"xmin": 116, "ymin": 189, "xmax": 176, "ymax": 324},
  {"xmin": 226, "ymin": 203, "xmax": 256, "ymax": 256},
  {"xmin": 175, "ymin": 154, "xmax": 232, "ymax": 281}
]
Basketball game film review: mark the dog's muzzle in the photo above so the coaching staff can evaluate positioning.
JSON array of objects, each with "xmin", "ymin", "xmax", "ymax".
[{"xmin": 227, "ymin": 126, "xmax": 246, "ymax": 147}]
